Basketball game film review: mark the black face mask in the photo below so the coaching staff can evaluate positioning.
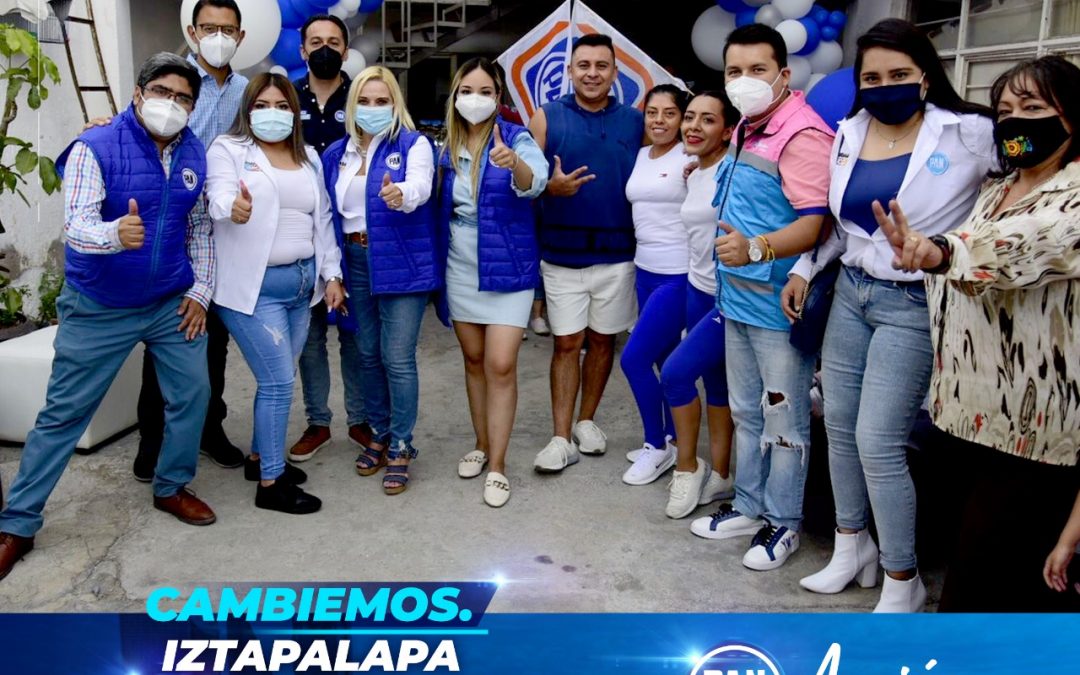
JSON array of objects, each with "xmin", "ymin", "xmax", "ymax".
[
  {"xmin": 994, "ymin": 115, "xmax": 1070, "ymax": 170},
  {"xmin": 308, "ymin": 45, "xmax": 343, "ymax": 80},
  {"xmin": 858, "ymin": 81, "xmax": 925, "ymax": 126}
]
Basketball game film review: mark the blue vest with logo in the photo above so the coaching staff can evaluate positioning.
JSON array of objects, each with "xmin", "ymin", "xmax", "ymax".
[
  {"xmin": 56, "ymin": 105, "xmax": 207, "ymax": 308},
  {"xmin": 437, "ymin": 119, "xmax": 539, "ymax": 293}
]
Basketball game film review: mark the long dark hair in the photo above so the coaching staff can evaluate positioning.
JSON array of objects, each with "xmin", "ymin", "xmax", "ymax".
[
  {"xmin": 847, "ymin": 19, "xmax": 991, "ymax": 119},
  {"xmin": 990, "ymin": 55, "xmax": 1080, "ymax": 172},
  {"xmin": 228, "ymin": 73, "xmax": 312, "ymax": 168}
]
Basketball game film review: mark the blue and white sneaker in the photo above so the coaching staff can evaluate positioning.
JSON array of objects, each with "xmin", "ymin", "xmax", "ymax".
[
  {"xmin": 742, "ymin": 523, "xmax": 800, "ymax": 571},
  {"xmin": 690, "ymin": 503, "xmax": 763, "ymax": 539}
]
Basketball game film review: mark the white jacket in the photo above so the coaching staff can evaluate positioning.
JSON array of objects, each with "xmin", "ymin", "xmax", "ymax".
[
  {"xmin": 206, "ymin": 135, "xmax": 343, "ymax": 315},
  {"xmin": 791, "ymin": 104, "xmax": 996, "ymax": 282}
]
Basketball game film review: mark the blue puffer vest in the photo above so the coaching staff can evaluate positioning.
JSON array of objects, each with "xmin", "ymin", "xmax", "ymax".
[
  {"xmin": 56, "ymin": 104, "xmax": 207, "ymax": 308},
  {"xmin": 436, "ymin": 119, "xmax": 540, "ymax": 293}
]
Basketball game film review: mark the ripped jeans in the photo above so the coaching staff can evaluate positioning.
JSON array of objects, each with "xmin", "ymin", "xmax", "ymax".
[
  {"xmin": 217, "ymin": 257, "xmax": 316, "ymax": 481},
  {"xmin": 725, "ymin": 318, "xmax": 815, "ymax": 531}
]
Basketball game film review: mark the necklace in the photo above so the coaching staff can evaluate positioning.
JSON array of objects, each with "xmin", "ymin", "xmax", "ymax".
[{"xmin": 873, "ymin": 115, "xmax": 921, "ymax": 150}]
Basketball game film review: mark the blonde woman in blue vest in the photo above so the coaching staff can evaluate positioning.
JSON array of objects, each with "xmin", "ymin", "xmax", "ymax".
[
  {"xmin": 323, "ymin": 66, "xmax": 437, "ymax": 496},
  {"xmin": 439, "ymin": 58, "xmax": 549, "ymax": 507}
]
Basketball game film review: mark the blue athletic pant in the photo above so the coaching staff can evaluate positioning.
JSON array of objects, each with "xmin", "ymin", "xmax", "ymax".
[{"xmin": 660, "ymin": 282, "xmax": 729, "ymax": 409}]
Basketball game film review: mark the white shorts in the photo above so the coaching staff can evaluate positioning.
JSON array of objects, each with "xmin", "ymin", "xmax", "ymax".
[{"xmin": 540, "ymin": 260, "xmax": 637, "ymax": 336}]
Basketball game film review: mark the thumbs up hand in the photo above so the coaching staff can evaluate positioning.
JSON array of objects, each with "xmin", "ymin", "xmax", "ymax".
[
  {"xmin": 715, "ymin": 220, "xmax": 750, "ymax": 267},
  {"xmin": 489, "ymin": 124, "xmax": 518, "ymax": 170},
  {"xmin": 118, "ymin": 198, "xmax": 145, "ymax": 250},
  {"xmin": 231, "ymin": 180, "xmax": 253, "ymax": 224},
  {"xmin": 379, "ymin": 171, "xmax": 404, "ymax": 209}
]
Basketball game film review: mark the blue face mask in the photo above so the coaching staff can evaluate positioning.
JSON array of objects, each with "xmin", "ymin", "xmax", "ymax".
[
  {"xmin": 354, "ymin": 105, "xmax": 394, "ymax": 135},
  {"xmin": 250, "ymin": 108, "xmax": 294, "ymax": 143},
  {"xmin": 857, "ymin": 76, "xmax": 926, "ymax": 126}
]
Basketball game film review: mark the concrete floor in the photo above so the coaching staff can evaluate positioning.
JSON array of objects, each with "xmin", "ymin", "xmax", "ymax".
[{"xmin": 0, "ymin": 307, "xmax": 935, "ymax": 613}]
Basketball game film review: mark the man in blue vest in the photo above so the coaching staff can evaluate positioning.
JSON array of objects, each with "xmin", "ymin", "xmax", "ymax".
[
  {"xmin": 528, "ymin": 33, "xmax": 644, "ymax": 473},
  {"xmin": 0, "ymin": 53, "xmax": 218, "ymax": 582}
]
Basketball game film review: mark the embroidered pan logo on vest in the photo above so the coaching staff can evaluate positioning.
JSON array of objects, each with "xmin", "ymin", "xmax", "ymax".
[
  {"xmin": 335, "ymin": 110, "xmax": 346, "ymax": 123},
  {"xmin": 386, "ymin": 152, "xmax": 403, "ymax": 170},
  {"xmin": 182, "ymin": 168, "xmax": 198, "ymax": 191},
  {"xmin": 926, "ymin": 152, "xmax": 950, "ymax": 176}
]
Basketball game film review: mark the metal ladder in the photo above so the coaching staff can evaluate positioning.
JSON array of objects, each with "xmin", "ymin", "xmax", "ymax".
[{"xmin": 55, "ymin": 0, "xmax": 116, "ymax": 122}]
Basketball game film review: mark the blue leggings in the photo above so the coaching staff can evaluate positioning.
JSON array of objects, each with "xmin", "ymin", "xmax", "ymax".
[
  {"xmin": 619, "ymin": 268, "xmax": 687, "ymax": 447},
  {"xmin": 661, "ymin": 283, "xmax": 729, "ymax": 409}
]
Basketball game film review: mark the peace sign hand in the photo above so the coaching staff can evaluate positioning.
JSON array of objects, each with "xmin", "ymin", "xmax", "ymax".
[{"xmin": 872, "ymin": 199, "xmax": 942, "ymax": 273}]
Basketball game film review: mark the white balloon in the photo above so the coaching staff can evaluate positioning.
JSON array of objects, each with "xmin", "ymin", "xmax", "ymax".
[
  {"xmin": 354, "ymin": 33, "xmax": 381, "ymax": 64},
  {"xmin": 691, "ymin": 6, "xmax": 736, "ymax": 71},
  {"xmin": 776, "ymin": 19, "xmax": 807, "ymax": 54},
  {"xmin": 807, "ymin": 40, "xmax": 843, "ymax": 74},
  {"xmin": 744, "ymin": 0, "xmax": 771, "ymax": 6},
  {"xmin": 806, "ymin": 72, "xmax": 827, "ymax": 92},
  {"xmin": 788, "ymin": 55, "xmax": 812, "ymax": 90},
  {"xmin": 181, "ymin": 0, "xmax": 282, "ymax": 71},
  {"xmin": 341, "ymin": 49, "xmax": 367, "ymax": 79},
  {"xmin": 772, "ymin": 0, "xmax": 814, "ymax": 20},
  {"xmin": 269, "ymin": 65, "xmax": 288, "ymax": 76},
  {"xmin": 754, "ymin": 4, "xmax": 783, "ymax": 28}
]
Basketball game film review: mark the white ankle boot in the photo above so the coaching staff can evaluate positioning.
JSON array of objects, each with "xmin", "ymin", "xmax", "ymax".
[
  {"xmin": 873, "ymin": 574, "xmax": 927, "ymax": 613},
  {"xmin": 799, "ymin": 529, "xmax": 879, "ymax": 594}
]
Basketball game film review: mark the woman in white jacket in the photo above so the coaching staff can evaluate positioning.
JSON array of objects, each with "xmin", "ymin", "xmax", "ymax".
[{"xmin": 206, "ymin": 73, "xmax": 345, "ymax": 515}]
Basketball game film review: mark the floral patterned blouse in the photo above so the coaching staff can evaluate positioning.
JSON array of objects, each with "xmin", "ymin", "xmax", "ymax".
[{"xmin": 927, "ymin": 160, "xmax": 1080, "ymax": 467}]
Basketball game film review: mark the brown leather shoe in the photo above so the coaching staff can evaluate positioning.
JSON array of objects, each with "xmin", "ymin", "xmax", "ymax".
[
  {"xmin": 287, "ymin": 425, "xmax": 331, "ymax": 463},
  {"xmin": 348, "ymin": 423, "xmax": 373, "ymax": 449},
  {"xmin": 0, "ymin": 532, "xmax": 34, "ymax": 582},
  {"xmin": 153, "ymin": 488, "xmax": 217, "ymax": 526}
]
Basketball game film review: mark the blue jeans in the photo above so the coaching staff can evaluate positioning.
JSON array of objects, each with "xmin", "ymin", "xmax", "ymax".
[
  {"xmin": 620, "ymin": 268, "xmax": 686, "ymax": 447},
  {"xmin": 217, "ymin": 258, "xmax": 316, "ymax": 481},
  {"xmin": 298, "ymin": 297, "xmax": 364, "ymax": 428},
  {"xmin": 661, "ymin": 284, "xmax": 729, "ymax": 409},
  {"xmin": 347, "ymin": 240, "xmax": 428, "ymax": 453},
  {"xmin": 0, "ymin": 286, "xmax": 209, "ymax": 538},
  {"xmin": 726, "ymin": 318, "xmax": 815, "ymax": 531},
  {"xmin": 821, "ymin": 266, "xmax": 933, "ymax": 572}
]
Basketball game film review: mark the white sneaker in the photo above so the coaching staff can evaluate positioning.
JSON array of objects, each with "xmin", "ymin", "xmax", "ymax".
[
  {"xmin": 873, "ymin": 574, "xmax": 927, "ymax": 613},
  {"xmin": 622, "ymin": 442, "xmax": 675, "ymax": 485},
  {"xmin": 627, "ymin": 434, "xmax": 672, "ymax": 462},
  {"xmin": 533, "ymin": 436, "xmax": 579, "ymax": 473},
  {"xmin": 483, "ymin": 471, "xmax": 510, "ymax": 507},
  {"xmin": 665, "ymin": 457, "xmax": 708, "ymax": 519},
  {"xmin": 572, "ymin": 420, "xmax": 607, "ymax": 455},
  {"xmin": 529, "ymin": 316, "xmax": 551, "ymax": 336},
  {"xmin": 457, "ymin": 449, "xmax": 488, "ymax": 479},
  {"xmin": 743, "ymin": 524, "xmax": 800, "ymax": 571},
  {"xmin": 690, "ymin": 503, "xmax": 764, "ymax": 539},
  {"xmin": 698, "ymin": 470, "xmax": 735, "ymax": 504}
]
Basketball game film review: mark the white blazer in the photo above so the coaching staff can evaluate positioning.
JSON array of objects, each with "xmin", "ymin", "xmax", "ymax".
[
  {"xmin": 206, "ymin": 135, "xmax": 343, "ymax": 315},
  {"xmin": 791, "ymin": 103, "xmax": 997, "ymax": 282}
]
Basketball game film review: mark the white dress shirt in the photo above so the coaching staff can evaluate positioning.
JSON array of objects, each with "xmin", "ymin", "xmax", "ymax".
[{"xmin": 335, "ymin": 131, "xmax": 435, "ymax": 234}]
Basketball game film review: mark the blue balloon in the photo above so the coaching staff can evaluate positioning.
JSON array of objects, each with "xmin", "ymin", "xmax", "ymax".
[
  {"xmin": 278, "ymin": 0, "xmax": 307, "ymax": 29},
  {"xmin": 288, "ymin": 65, "xmax": 309, "ymax": 83},
  {"xmin": 716, "ymin": 0, "xmax": 750, "ymax": 13},
  {"xmin": 271, "ymin": 27, "xmax": 305, "ymax": 70},
  {"xmin": 805, "ymin": 67, "xmax": 855, "ymax": 132},
  {"xmin": 810, "ymin": 5, "xmax": 829, "ymax": 26},
  {"xmin": 828, "ymin": 10, "xmax": 847, "ymax": 29},
  {"xmin": 360, "ymin": 0, "xmax": 385, "ymax": 11},
  {"xmin": 736, "ymin": 9, "xmax": 757, "ymax": 27},
  {"xmin": 821, "ymin": 25, "xmax": 839, "ymax": 41},
  {"xmin": 796, "ymin": 17, "xmax": 821, "ymax": 55},
  {"xmin": 306, "ymin": 0, "xmax": 337, "ymax": 8}
]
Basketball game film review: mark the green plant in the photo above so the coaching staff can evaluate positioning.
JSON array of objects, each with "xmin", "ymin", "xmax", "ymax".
[
  {"xmin": 0, "ymin": 24, "xmax": 62, "ymax": 234},
  {"xmin": 37, "ymin": 266, "xmax": 62, "ymax": 324},
  {"xmin": 0, "ymin": 282, "xmax": 25, "ymax": 326}
]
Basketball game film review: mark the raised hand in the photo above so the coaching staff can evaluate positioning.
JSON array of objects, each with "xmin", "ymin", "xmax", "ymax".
[
  {"xmin": 872, "ymin": 199, "xmax": 941, "ymax": 273},
  {"xmin": 715, "ymin": 221, "xmax": 750, "ymax": 267},
  {"xmin": 546, "ymin": 155, "xmax": 596, "ymax": 197},
  {"xmin": 119, "ymin": 198, "xmax": 145, "ymax": 250},
  {"xmin": 489, "ymin": 124, "xmax": 518, "ymax": 170},
  {"xmin": 379, "ymin": 172, "xmax": 404, "ymax": 209},
  {"xmin": 232, "ymin": 180, "xmax": 252, "ymax": 224}
]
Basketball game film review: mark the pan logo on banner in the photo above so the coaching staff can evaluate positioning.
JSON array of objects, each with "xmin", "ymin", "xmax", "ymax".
[{"xmin": 691, "ymin": 643, "xmax": 782, "ymax": 675}]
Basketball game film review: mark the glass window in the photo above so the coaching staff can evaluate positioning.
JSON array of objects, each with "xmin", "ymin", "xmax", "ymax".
[
  {"xmin": 965, "ymin": 58, "xmax": 1028, "ymax": 106},
  {"xmin": 965, "ymin": 0, "xmax": 1043, "ymax": 47},
  {"xmin": 941, "ymin": 57, "xmax": 957, "ymax": 86},
  {"xmin": 914, "ymin": 0, "xmax": 962, "ymax": 51},
  {"xmin": 1051, "ymin": 0, "xmax": 1080, "ymax": 36}
]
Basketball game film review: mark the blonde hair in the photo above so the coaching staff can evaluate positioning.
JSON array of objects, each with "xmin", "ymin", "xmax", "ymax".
[
  {"xmin": 344, "ymin": 66, "xmax": 415, "ymax": 143},
  {"xmin": 442, "ymin": 58, "xmax": 502, "ymax": 198}
]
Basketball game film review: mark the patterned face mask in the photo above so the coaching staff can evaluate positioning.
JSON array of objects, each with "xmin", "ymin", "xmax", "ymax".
[{"xmin": 994, "ymin": 114, "xmax": 1070, "ymax": 169}]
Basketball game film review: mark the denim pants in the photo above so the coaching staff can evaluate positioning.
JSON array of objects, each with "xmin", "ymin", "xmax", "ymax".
[
  {"xmin": 821, "ymin": 266, "xmax": 933, "ymax": 571},
  {"xmin": 726, "ymin": 318, "xmax": 815, "ymax": 531},
  {"xmin": 298, "ymin": 300, "xmax": 364, "ymax": 428},
  {"xmin": 346, "ymin": 240, "xmax": 428, "ymax": 453},
  {"xmin": 0, "ymin": 286, "xmax": 209, "ymax": 538},
  {"xmin": 619, "ymin": 268, "xmax": 686, "ymax": 447},
  {"xmin": 217, "ymin": 258, "xmax": 315, "ymax": 481}
]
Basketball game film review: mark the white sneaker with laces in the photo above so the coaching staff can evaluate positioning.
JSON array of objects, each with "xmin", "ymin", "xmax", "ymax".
[
  {"xmin": 572, "ymin": 420, "xmax": 607, "ymax": 455},
  {"xmin": 628, "ymin": 434, "xmax": 673, "ymax": 462},
  {"xmin": 533, "ymin": 436, "xmax": 579, "ymax": 473},
  {"xmin": 665, "ymin": 457, "xmax": 708, "ymax": 519},
  {"xmin": 698, "ymin": 470, "xmax": 735, "ymax": 504},
  {"xmin": 622, "ymin": 442, "xmax": 675, "ymax": 485},
  {"xmin": 742, "ymin": 524, "xmax": 800, "ymax": 571},
  {"xmin": 529, "ymin": 316, "xmax": 551, "ymax": 336},
  {"xmin": 690, "ymin": 503, "xmax": 764, "ymax": 540}
]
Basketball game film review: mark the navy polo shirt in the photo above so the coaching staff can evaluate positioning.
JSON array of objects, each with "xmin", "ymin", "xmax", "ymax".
[{"xmin": 294, "ymin": 73, "xmax": 351, "ymax": 155}]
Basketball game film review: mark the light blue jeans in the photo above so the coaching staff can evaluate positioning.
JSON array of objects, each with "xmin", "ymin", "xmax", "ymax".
[
  {"xmin": 298, "ymin": 301, "xmax": 364, "ymax": 428},
  {"xmin": 821, "ymin": 266, "xmax": 933, "ymax": 572},
  {"xmin": 217, "ymin": 258, "xmax": 315, "ymax": 481},
  {"xmin": 726, "ymin": 318, "xmax": 815, "ymax": 531},
  {"xmin": 0, "ymin": 286, "xmax": 209, "ymax": 537}
]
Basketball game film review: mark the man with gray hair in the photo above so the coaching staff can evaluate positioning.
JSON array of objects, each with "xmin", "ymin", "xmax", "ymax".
[{"xmin": 0, "ymin": 52, "xmax": 218, "ymax": 582}]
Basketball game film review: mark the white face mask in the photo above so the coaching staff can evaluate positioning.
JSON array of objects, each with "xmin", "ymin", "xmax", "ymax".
[
  {"xmin": 725, "ymin": 72, "xmax": 782, "ymax": 118},
  {"xmin": 455, "ymin": 93, "xmax": 498, "ymax": 125},
  {"xmin": 199, "ymin": 32, "xmax": 238, "ymax": 69},
  {"xmin": 139, "ymin": 96, "xmax": 190, "ymax": 138}
]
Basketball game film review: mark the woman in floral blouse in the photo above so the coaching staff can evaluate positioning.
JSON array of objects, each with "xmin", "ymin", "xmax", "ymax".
[{"xmin": 874, "ymin": 55, "xmax": 1080, "ymax": 611}]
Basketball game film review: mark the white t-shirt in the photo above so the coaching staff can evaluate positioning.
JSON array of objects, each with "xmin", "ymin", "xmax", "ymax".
[
  {"xmin": 682, "ymin": 165, "xmax": 720, "ymax": 295},
  {"xmin": 266, "ymin": 166, "xmax": 316, "ymax": 266},
  {"xmin": 624, "ymin": 143, "xmax": 690, "ymax": 275}
]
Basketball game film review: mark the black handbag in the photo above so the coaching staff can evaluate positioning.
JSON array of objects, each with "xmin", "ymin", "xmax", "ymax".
[{"xmin": 789, "ymin": 226, "xmax": 841, "ymax": 356}]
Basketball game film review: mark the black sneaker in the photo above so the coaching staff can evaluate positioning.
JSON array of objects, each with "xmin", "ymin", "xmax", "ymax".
[
  {"xmin": 255, "ymin": 480, "xmax": 322, "ymax": 515},
  {"xmin": 133, "ymin": 442, "xmax": 159, "ymax": 483},
  {"xmin": 244, "ymin": 457, "xmax": 307, "ymax": 485},
  {"xmin": 200, "ymin": 431, "xmax": 245, "ymax": 468}
]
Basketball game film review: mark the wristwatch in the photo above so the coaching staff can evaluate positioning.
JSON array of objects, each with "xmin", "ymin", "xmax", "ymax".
[
  {"xmin": 748, "ymin": 237, "xmax": 764, "ymax": 263},
  {"xmin": 926, "ymin": 235, "xmax": 953, "ymax": 274},
  {"xmin": 327, "ymin": 275, "xmax": 344, "ymax": 285}
]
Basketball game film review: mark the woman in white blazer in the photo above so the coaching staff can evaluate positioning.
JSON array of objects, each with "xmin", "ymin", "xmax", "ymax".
[
  {"xmin": 206, "ymin": 73, "xmax": 345, "ymax": 515},
  {"xmin": 781, "ymin": 20, "xmax": 997, "ymax": 612}
]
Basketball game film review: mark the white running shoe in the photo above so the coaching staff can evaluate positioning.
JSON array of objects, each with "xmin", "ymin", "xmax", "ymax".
[
  {"xmin": 690, "ymin": 503, "xmax": 764, "ymax": 540},
  {"xmin": 665, "ymin": 457, "xmax": 708, "ymax": 519},
  {"xmin": 572, "ymin": 420, "xmax": 607, "ymax": 455},
  {"xmin": 742, "ymin": 524, "xmax": 800, "ymax": 571},
  {"xmin": 529, "ymin": 316, "xmax": 551, "ymax": 336},
  {"xmin": 628, "ymin": 434, "xmax": 673, "ymax": 462},
  {"xmin": 622, "ymin": 442, "xmax": 675, "ymax": 485},
  {"xmin": 533, "ymin": 436, "xmax": 579, "ymax": 473},
  {"xmin": 698, "ymin": 470, "xmax": 735, "ymax": 504}
]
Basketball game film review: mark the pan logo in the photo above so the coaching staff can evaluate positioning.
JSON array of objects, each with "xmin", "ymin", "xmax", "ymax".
[
  {"xmin": 509, "ymin": 22, "xmax": 572, "ymax": 118},
  {"xmin": 690, "ymin": 643, "xmax": 783, "ymax": 675}
]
